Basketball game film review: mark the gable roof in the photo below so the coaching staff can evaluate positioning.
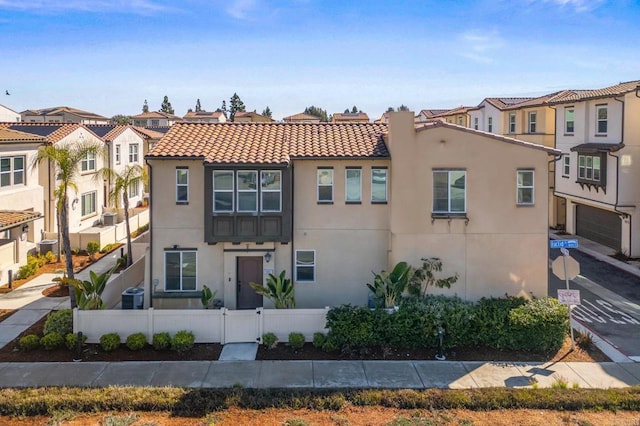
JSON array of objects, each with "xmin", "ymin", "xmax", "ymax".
[
  {"xmin": 183, "ymin": 110, "xmax": 226, "ymax": 119},
  {"xmin": 416, "ymin": 121, "xmax": 560, "ymax": 155},
  {"xmin": 282, "ymin": 113, "xmax": 321, "ymax": 122},
  {"xmin": 0, "ymin": 128, "xmax": 46, "ymax": 143},
  {"xmin": 2, "ymin": 123, "xmax": 100, "ymax": 144},
  {"xmin": 503, "ymin": 91, "xmax": 565, "ymax": 110},
  {"xmin": 430, "ymin": 106, "xmax": 474, "ymax": 118},
  {"xmin": 0, "ymin": 210, "xmax": 43, "ymax": 232},
  {"xmin": 20, "ymin": 106, "xmax": 108, "ymax": 120},
  {"xmin": 331, "ymin": 112, "xmax": 370, "ymax": 122},
  {"xmin": 481, "ymin": 97, "xmax": 535, "ymax": 110},
  {"xmin": 547, "ymin": 80, "xmax": 640, "ymax": 104},
  {"xmin": 147, "ymin": 122, "xmax": 389, "ymax": 164},
  {"xmin": 131, "ymin": 111, "xmax": 182, "ymax": 120},
  {"xmin": 131, "ymin": 126, "xmax": 166, "ymax": 139}
]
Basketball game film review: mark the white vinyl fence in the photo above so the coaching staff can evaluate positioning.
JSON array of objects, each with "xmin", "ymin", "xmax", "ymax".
[{"xmin": 74, "ymin": 307, "xmax": 330, "ymax": 344}]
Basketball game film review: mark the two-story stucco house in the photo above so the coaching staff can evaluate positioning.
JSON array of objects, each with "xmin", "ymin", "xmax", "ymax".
[
  {"xmin": 552, "ymin": 80, "xmax": 640, "ymax": 256},
  {"xmin": 20, "ymin": 106, "xmax": 110, "ymax": 124},
  {"xmin": 145, "ymin": 112, "xmax": 557, "ymax": 310},
  {"xmin": 429, "ymin": 106, "xmax": 473, "ymax": 127},
  {"xmin": 0, "ymin": 104, "xmax": 21, "ymax": 122},
  {"xmin": 131, "ymin": 111, "xmax": 182, "ymax": 128},
  {"xmin": 182, "ymin": 111, "xmax": 228, "ymax": 123},
  {"xmin": 468, "ymin": 98, "xmax": 533, "ymax": 133}
]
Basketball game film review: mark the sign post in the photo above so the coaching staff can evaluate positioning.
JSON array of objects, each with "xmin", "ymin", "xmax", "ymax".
[{"xmin": 551, "ymin": 239, "xmax": 580, "ymax": 350}]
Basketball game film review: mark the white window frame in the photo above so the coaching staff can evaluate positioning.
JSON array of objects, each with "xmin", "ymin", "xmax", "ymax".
[
  {"xmin": 81, "ymin": 191, "xmax": 96, "ymax": 217},
  {"xmin": 596, "ymin": 105, "xmax": 608, "ymax": 134},
  {"xmin": 371, "ymin": 167, "xmax": 388, "ymax": 203},
  {"xmin": 236, "ymin": 170, "xmax": 258, "ymax": 213},
  {"xmin": 317, "ymin": 168, "xmax": 334, "ymax": 203},
  {"xmin": 345, "ymin": 167, "xmax": 362, "ymax": 203},
  {"xmin": 151, "ymin": 119, "xmax": 160, "ymax": 127},
  {"xmin": 487, "ymin": 117, "xmax": 493, "ymax": 133},
  {"xmin": 128, "ymin": 144, "xmax": 139, "ymax": 163},
  {"xmin": 578, "ymin": 154, "xmax": 601, "ymax": 182},
  {"xmin": 563, "ymin": 155, "xmax": 570, "ymax": 177},
  {"xmin": 432, "ymin": 170, "xmax": 466, "ymax": 214},
  {"xmin": 176, "ymin": 168, "xmax": 189, "ymax": 203},
  {"xmin": 213, "ymin": 170, "xmax": 234, "ymax": 212},
  {"xmin": 80, "ymin": 152, "xmax": 95, "ymax": 172},
  {"xmin": 295, "ymin": 249, "xmax": 316, "ymax": 283},
  {"xmin": 473, "ymin": 117, "xmax": 478, "ymax": 130},
  {"xmin": 0, "ymin": 155, "xmax": 25, "ymax": 187},
  {"xmin": 128, "ymin": 180, "xmax": 138, "ymax": 198},
  {"xmin": 508, "ymin": 113, "xmax": 516, "ymax": 133},
  {"xmin": 565, "ymin": 107, "xmax": 574, "ymax": 134},
  {"xmin": 164, "ymin": 250, "xmax": 197, "ymax": 291},
  {"xmin": 516, "ymin": 170, "xmax": 535, "ymax": 206},
  {"xmin": 260, "ymin": 170, "xmax": 282, "ymax": 212},
  {"xmin": 115, "ymin": 144, "xmax": 121, "ymax": 165},
  {"xmin": 528, "ymin": 112, "xmax": 537, "ymax": 133}
]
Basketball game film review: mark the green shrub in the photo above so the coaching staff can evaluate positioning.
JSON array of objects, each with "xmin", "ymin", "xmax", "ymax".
[
  {"xmin": 324, "ymin": 305, "xmax": 379, "ymax": 351},
  {"xmin": 100, "ymin": 333, "xmax": 121, "ymax": 352},
  {"xmin": 171, "ymin": 330, "xmax": 195, "ymax": 352},
  {"xmin": 152, "ymin": 332, "xmax": 171, "ymax": 350},
  {"xmin": 312, "ymin": 332, "xmax": 325, "ymax": 349},
  {"xmin": 508, "ymin": 297, "xmax": 568, "ymax": 352},
  {"xmin": 469, "ymin": 297, "xmax": 527, "ymax": 349},
  {"xmin": 288, "ymin": 332, "xmax": 305, "ymax": 350},
  {"xmin": 44, "ymin": 309, "xmax": 73, "ymax": 336},
  {"xmin": 262, "ymin": 332, "xmax": 278, "ymax": 349},
  {"xmin": 65, "ymin": 333, "xmax": 87, "ymax": 350},
  {"xmin": 19, "ymin": 334, "xmax": 40, "ymax": 351},
  {"xmin": 43, "ymin": 251, "xmax": 57, "ymax": 264},
  {"xmin": 100, "ymin": 243, "xmax": 118, "ymax": 253},
  {"xmin": 126, "ymin": 333, "xmax": 148, "ymax": 351},
  {"xmin": 16, "ymin": 253, "xmax": 46, "ymax": 279},
  {"xmin": 40, "ymin": 332, "xmax": 64, "ymax": 350},
  {"xmin": 86, "ymin": 241, "xmax": 100, "ymax": 259}
]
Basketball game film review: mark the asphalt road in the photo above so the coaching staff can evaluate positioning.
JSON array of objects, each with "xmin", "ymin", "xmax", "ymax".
[{"xmin": 549, "ymin": 248, "xmax": 640, "ymax": 361}]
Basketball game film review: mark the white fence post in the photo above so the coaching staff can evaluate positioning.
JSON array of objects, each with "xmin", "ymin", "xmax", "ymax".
[
  {"xmin": 220, "ymin": 307, "xmax": 227, "ymax": 344},
  {"xmin": 256, "ymin": 307, "xmax": 264, "ymax": 343},
  {"xmin": 147, "ymin": 308, "xmax": 154, "ymax": 340}
]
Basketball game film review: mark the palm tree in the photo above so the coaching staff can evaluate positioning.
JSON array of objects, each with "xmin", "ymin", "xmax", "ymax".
[
  {"xmin": 33, "ymin": 141, "xmax": 104, "ymax": 306},
  {"xmin": 98, "ymin": 164, "xmax": 147, "ymax": 268}
]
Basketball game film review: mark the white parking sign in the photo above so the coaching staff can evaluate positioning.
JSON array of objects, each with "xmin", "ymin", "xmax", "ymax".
[{"xmin": 558, "ymin": 289, "xmax": 581, "ymax": 305}]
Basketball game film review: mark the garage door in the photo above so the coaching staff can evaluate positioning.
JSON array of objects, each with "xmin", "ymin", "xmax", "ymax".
[{"xmin": 576, "ymin": 204, "xmax": 621, "ymax": 251}]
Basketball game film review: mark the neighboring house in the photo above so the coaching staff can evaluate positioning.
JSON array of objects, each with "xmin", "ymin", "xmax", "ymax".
[
  {"xmin": 282, "ymin": 113, "xmax": 321, "ymax": 123},
  {"xmin": 145, "ymin": 112, "xmax": 556, "ymax": 310},
  {"xmin": 429, "ymin": 106, "xmax": 473, "ymax": 127},
  {"xmin": 131, "ymin": 111, "xmax": 182, "ymax": 128},
  {"xmin": 3, "ymin": 123, "xmax": 106, "ymax": 236},
  {"xmin": 233, "ymin": 111, "xmax": 274, "ymax": 123},
  {"xmin": 374, "ymin": 112, "xmax": 390, "ymax": 124},
  {"xmin": 182, "ymin": 111, "xmax": 227, "ymax": 123},
  {"xmin": 0, "ymin": 104, "xmax": 21, "ymax": 122},
  {"xmin": 415, "ymin": 109, "xmax": 448, "ymax": 124},
  {"xmin": 552, "ymin": 80, "xmax": 640, "ymax": 256},
  {"xmin": 20, "ymin": 106, "xmax": 109, "ymax": 124},
  {"xmin": 0, "ymin": 128, "xmax": 45, "ymax": 285},
  {"xmin": 330, "ymin": 112, "xmax": 370, "ymax": 123},
  {"xmin": 468, "ymin": 98, "xmax": 533, "ymax": 133}
]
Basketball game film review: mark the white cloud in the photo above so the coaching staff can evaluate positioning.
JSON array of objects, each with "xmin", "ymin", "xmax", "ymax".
[
  {"xmin": 0, "ymin": 0, "xmax": 170, "ymax": 14},
  {"xmin": 458, "ymin": 29, "xmax": 505, "ymax": 63},
  {"xmin": 225, "ymin": 0, "xmax": 258, "ymax": 20},
  {"xmin": 525, "ymin": 0, "xmax": 606, "ymax": 12}
]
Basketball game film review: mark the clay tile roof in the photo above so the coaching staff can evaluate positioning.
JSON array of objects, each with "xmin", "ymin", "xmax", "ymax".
[
  {"xmin": 483, "ymin": 97, "xmax": 535, "ymax": 110},
  {"xmin": 0, "ymin": 210, "xmax": 42, "ymax": 232},
  {"xmin": 548, "ymin": 80, "xmax": 640, "ymax": 104},
  {"xmin": 20, "ymin": 106, "xmax": 108, "ymax": 120},
  {"xmin": 147, "ymin": 122, "xmax": 389, "ymax": 164},
  {"xmin": 183, "ymin": 111, "xmax": 225, "ymax": 119},
  {"xmin": 430, "ymin": 106, "xmax": 474, "ymax": 118},
  {"xmin": 419, "ymin": 109, "xmax": 448, "ymax": 118},
  {"xmin": 131, "ymin": 126, "xmax": 165, "ymax": 139},
  {"xmin": 503, "ymin": 91, "xmax": 565, "ymax": 110},
  {"xmin": 0, "ymin": 128, "xmax": 46, "ymax": 143},
  {"xmin": 282, "ymin": 113, "xmax": 321, "ymax": 122},
  {"xmin": 331, "ymin": 112, "xmax": 370, "ymax": 121},
  {"xmin": 6, "ymin": 123, "xmax": 101, "ymax": 144},
  {"xmin": 131, "ymin": 111, "xmax": 182, "ymax": 120}
]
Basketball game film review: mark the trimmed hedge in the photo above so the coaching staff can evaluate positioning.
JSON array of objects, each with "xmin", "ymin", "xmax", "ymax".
[{"xmin": 43, "ymin": 310, "xmax": 73, "ymax": 337}]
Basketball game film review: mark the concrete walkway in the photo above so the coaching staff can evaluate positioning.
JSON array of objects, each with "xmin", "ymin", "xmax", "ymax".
[{"xmin": 0, "ymin": 360, "xmax": 639, "ymax": 389}]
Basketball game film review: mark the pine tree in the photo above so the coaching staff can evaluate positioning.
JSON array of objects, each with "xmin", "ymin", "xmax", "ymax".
[
  {"xmin": 386, "ymin": 107, "xmax": 395, "ymax": 113},
  {"xmin": 398, "ymin": 104, "xmax": 410, "ymax": 111},
  {"xmin": 142, "ymin": 100, "xmax": 149, "ymax": 113},
  {"xmin": 351, "ymin": 106, "xmax": 358, "ymax": 113},
  {"xmin": 229, "ymin": 93, "xmax": 246, "ymax": 121},
  {"xmin": 262, "ymin": 106, "xmax": 272, "ymax": 118},
  {"xmin": 304, "ymin": 106, "xmax": 328, "ymax": 122},
  {"xmin": 160, "ymin": 95, "xmax": 174, "ymax": 114},
  {"xmin": 220, "ymin": 100, "xmax": 227, "ymax": 113},
  {"xmin": 195, "ymin": 99, "xmax": 202, "ymax": 112}
]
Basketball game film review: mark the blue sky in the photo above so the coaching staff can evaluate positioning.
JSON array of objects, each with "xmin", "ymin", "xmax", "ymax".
[{"xmin": 1, "ymin": 0, "xmax": 638, "ymax": 120}]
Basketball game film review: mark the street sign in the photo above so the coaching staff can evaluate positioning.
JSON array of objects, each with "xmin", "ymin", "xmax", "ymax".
[
  {"xmin": 552, "ymin": 255, "xmax": 580, "ymax": 280},
  {"xmin": 558, "ymin": 289, "xmax": 581, "ymax": 305},
  {"xmin": 550, "ymin": 239, "xmax": 579, "ymax": 249}
]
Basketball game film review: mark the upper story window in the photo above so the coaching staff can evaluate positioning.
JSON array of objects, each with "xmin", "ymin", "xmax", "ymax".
[
  {"xmin": 457, "ymin": 117, "xmax": 464, "ymax": 126},
  {"xmin": 508, "ymin": 113, "xmax": 516, "ymax": 134},
  {"xmin": 528, "ymin": 112, "xmax": 537, "ymax": 133},
  {"xmin": 213, "ymin": 171, "xmax": 234, "ymax": 212},
  {"xmin": 516, "ymin": 170, "xmax": 534, "ymax": 205},
  {"xmin": 0, "ymin": 155, "xmax": 25, "ymax": 188},
  {"xmin": 165, "ymin": 250, "xmax": 197, "ymax": 291},
  {"xmin": 487, "ymin": 117, "xmax": 493, "ymax": 133},
  {"xmin": 563, "ymin": 155, "xmax": 570, "ymax": 177},
  {"xmin": 371, "ymin": 167, "xmax": 388, "ymax": 203},
  {"xmin": 596, "ymin": 105, "xmax": 608, "ymax": 134},
  {"xmin": 317, "ymin": 168, "xmax": 333, "ymax": 203},
  {"xmin": 237, "ymin": 171, "xmax": 258, "ymax": 212},
  {"xmin": 151, "ymin": 119, "xmax": 160, "ymax": 127},
  {"xmin": 345, "ymin": 167, "xmax": 362, "ymax": 203},
  {"xmin": 176, "ymin": 168, "xmax": 188, "ymax": 204},
  {"xmin": 473, "ymin": 117, "xmax": 478, "ymax": 130},
  {"xmin": 115, "ymin": 144, "xmax": 121, "ymax": 165},
  {"xmin": 565, "ymin": 107, "xmax": 574, "ymax": 134},
  {"xmin": 129, "ymin": 144, "xmax": 139, "ymax": 163},
  {"xmin": 433, "ymin": 170, "xmax": 466, "ymax": 215},
  {"xmin": 261, "ymin": 170, "xmax": 281, "ymax": 212},
  {"xmin": 80, "ymin": 152, "xmax": 95, "ymax": 172},
  {"xmin": 81, "ymin": 191, "xmax": 96, "ymax": 216},
  {"xmin": 578, "ymin": 154, "xmax": 601, "ymax": 182},
  {"xmin": 213, "ymin": 170, "xmax": 282, "ymax": 213}
]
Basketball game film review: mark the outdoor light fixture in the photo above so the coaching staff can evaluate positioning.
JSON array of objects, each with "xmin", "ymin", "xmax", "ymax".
[
  {"xmin": 21, "ymin": 224, "xmax": 29, "ymax": 233},
  {"xmin": 264, "ymin": 252, "xmax": 272, "ymax": 263},
  {"xmin": 71, "ymin": 198, "xmax": 79, "ymax": 210}
]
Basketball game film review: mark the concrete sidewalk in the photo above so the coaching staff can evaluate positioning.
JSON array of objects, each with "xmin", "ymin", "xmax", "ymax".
[{"xmin": 0, "ymin": 360, "xmax": 639, "ymax": 389}]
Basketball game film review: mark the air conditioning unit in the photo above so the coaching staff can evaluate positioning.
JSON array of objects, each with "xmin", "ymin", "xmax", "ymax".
[
  {"xmin": 122, "ymin": 287, "xmax": 144, "ymax": 309},
  {"xmin": 102, "ymin": 212, "xmax": 118, "ymax": 226},
  {"xmin": 39, "ymin": 239, "xmax": 58, "ymax": 256}
]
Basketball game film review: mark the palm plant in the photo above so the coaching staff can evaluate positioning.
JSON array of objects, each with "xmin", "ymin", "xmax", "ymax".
[
  {"xmin": 70, "ymin": 266, "xmax": 117, "ymax": 310},
  {"xmin": 250, "ymin": 270, "xmax": 296, "ymax": 309},
  {"xmin": 367, "ymin": 261, "xmax": 414, "ymax": 308},
  {"xmin": 97, "ymin": 164, "xmax": 147, "ymax": 268}
]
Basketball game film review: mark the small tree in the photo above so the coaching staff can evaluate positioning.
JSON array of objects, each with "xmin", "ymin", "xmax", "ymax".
[
  {"xmin": 142, "ymin": 99, "xmax": 149, "ymax": 113},
  {"xmin": 351, "ymin": 106, "xmax": 358, "ymax": 113},
  {"xmin": 303, "ymin": 105, "xmax": 328, "ymax": 122},
  {"xmin": 407, "ymin": 257, "xmax": 459, "ymax": 298},
  {"xmin": 229, "ymin": 92, "xmax": 246, "ymax": 121},
  {"xmin": 250, "ymin": 271, "xmax": 295, "ymax": 308},
  {"xmin": 195, "ymin": 98, "xmax": 202, "ymax": 112},
  {"xmin": 160, "ymin": 95, "xmax": 174, "ymax": 114},
  {"xmin": 262, "ymin": 106, "xmax": 272, "ymax": 118},
  {"xmin": 220, "ymin": 100, "xmax": 227, "ymax": 113},
  {"xmin": 112, "ymin": 114, "xmax": 131, "ymax": 124},
  {"xmin": 70, "ymin": 267, "xmax": 116, "ymax": 310}
]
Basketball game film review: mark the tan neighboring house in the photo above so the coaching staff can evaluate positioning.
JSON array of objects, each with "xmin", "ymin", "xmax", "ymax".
[
  {"xmin": 468, "ymin": 98, "xmax": 533, "ymax": 133},
  {"xmin": 131, "ymin": 111, "xmax": 182, "ymax": 128},
  {"xmin": 0, "ymin": 104, "xmax": 21, "ymax": 122},
  {"xmin": 182, "ymin": 111, "xmax": 227, "ymax": 123},
  {"xmin": 0, "ymin": 128, "xmax": 45, "ymax": 285},
  {"xmin": 552, "ymin": 80, "xmax": 640, "ymax": 256},
  {"xmin": 282, "ymin": 113, "xmax": 321, "ymax": 123},
  {"xmin": 331, "ymin": 112, "xmax": 369, "ymax": 123},
  {"xmin": 145, "ymin": 112, "xmax": 556, "ymax": 310},
  {"xmin": 20, "ymin": 106, "xmax": 109, "ymax": 124},
  {"xmin": 429, "ymin": 106, "xmax": 473, "ymax": 127},
  {"xmin": 233, "ymin": 111, "xmax": 274, "ymax": 123},
  {"xmin": 415, "ymin": 109, "xmax": 448, "ymax": 124}
]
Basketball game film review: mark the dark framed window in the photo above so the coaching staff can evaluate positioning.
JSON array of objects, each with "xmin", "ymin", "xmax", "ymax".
[
  {"xmin": 213, "ymin": 170, "xmax": 234, "ymax": 212},
  {"xmin": 596, "ymin": 105, "xmax": 607, "ymax": 134},
  {"xmin": 165, "ymin": 250, "xmax": 197, "ymax": 291},
  {"xmin": 487, "ymin": 117, "xmax": 493, "ymax": 133},
  {"xmin": 261, "ymin": 170, "xmax": 282, "ymax": 212},
  {"xmin": 371, "ymin": 167, "xmax": 388, "ymax": 203},
  {"xmin": 433, "ymin": 170, "xmax": 466, "ymax": 214},
  {"xmin": 317, "ymin": 168, "xmax": 333, "ymax": 203},
  {"xmin": 565, "ymin": 108, "xmax": 574, "ymax": 134},
  {"xmin": 295, "ymin": 250, "xmax": 315, "ymax": 282},
  {"xmin": 578, "ymin": 154, "xmax": 601, "ymax": 182},
  {"xmin": 176, "ymin": 168, "xmax": 189, "ymax": 203},
  {"xmin": 563, "ymin": 156, "xmax": 570, "ymax": 177},
  {"xmin": 0, "ymin": 155, "xmax": 25, "ymax": 187}
]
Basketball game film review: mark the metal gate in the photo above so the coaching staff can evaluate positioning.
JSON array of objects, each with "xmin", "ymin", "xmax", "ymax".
[
  {"xmin": 576, "ymin": 204, "xmax": 621, "ymax": 251},
  {"xmin": 222, "ymin": 308, "xmax": 262, "ymax": 343}
]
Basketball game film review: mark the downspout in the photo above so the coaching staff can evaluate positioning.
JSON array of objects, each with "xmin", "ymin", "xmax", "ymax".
[
  {"xmin": 146, "ymin": 159, "xmax": 153, "ymax": 308},
  {"xmin": 547, "ymin": 104, "xmax": 565, "ymax": 229},
  {"xmin": 290, "ymin": 163, "xmax": 295, "ymax": 286},
  {"xmin": 611, "ymin": 96, "xmax": 632, "ymax": 255}
]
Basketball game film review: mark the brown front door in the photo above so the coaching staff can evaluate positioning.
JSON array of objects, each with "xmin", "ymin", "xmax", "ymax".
[{"xmin": 237, "ymin": 256, "xmax": 263, "ymax": 309}]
